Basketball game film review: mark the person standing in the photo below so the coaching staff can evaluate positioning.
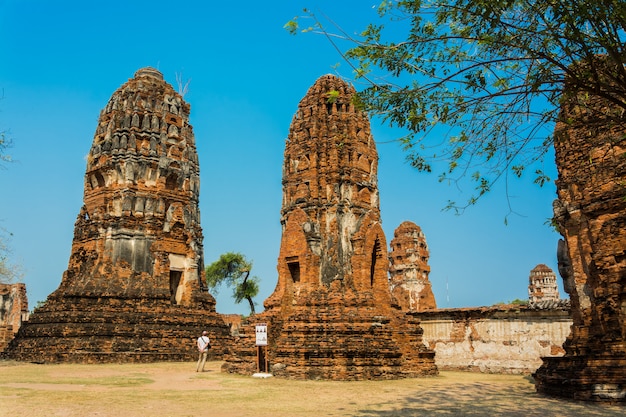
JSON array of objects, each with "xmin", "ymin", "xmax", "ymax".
[{"xmin": 196, "ymin": 330, "xmax": 210, "ymax": 372}]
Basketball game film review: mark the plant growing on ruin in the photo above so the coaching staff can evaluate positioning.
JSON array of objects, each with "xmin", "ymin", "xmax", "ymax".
[
  {"xmin": 286, "ymin": 0, "xmax": 626, "ymax": 212},
  {"xmin": 175, "ymin": 72, "xmax": 191, "ymax": 98},
  {"xmin": 205, "ymin": 252, "xmax": 260, "ymax": 315},
  {"xmin": 326, "ymin": 89, "xmax": 340, "ymax": 103}
]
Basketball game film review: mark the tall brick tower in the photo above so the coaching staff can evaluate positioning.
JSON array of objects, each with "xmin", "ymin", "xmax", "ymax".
[
  {"xmin": 223, "ymin": 75, "xmax": 437, "ymax": 379},
  {"xmin": 533, "ymin": 59, "xmax": 626, "ymax": 402},
  {"xmin": 389, "ymin": 221, "xmax": 437, "ymax": 312},
  {"xmin": 6, "ymin": 68, "xmax": 230, "ymax": 362},
  {"xmin": 267, "ymin": 74, "xmax": 388, "ymax": 308},
  {"xmin": 528, "ymin": 264, "xmax": 560, "ymax": 304}
]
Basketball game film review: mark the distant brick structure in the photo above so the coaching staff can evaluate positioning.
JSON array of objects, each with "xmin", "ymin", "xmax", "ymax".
[
  {"xmin": 528, "ymin": 264, "xmax": 560, "ymax": 303},
  {"xmin": 534, "ymin": 59, "xmax": 626, "ymax": 402},
  {"xmin": 0, "ymin": 283, "xmax": 28, "ymax": 352},
  {"xmin": 389, "ymin": 221, "xmax": 436, "ymax": 312},
  {"xmin": 4, "ymin": 68, "xmax": 230, "ymax": 363},
  {"xmin": 222, "ymin": 75, "xmax": 437, "ymax": 379}
]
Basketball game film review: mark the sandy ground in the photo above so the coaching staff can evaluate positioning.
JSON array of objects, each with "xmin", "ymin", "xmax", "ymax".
[{"xmin": 1, "ymin": 360, "xmax": 624, "ymax": 417}]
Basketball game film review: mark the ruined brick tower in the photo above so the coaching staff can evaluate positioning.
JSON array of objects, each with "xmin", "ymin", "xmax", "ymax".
[
  {"xmin": 5, "ymin": 68, "xmax": 230, "ymax": 362},
  {"xmin": 223, "ymin": 75, "xmax": 437, "ymax": 379},
  {"xmin": 389, "ymin": 221, "xmax": 436, "ymax": 312},
  {"xmin": 528, "ymin": 264, "xmax": 560, "ymax": 304},
  {"xmin": 533, "ymin": 59, "xmax": 626, "ymax": 402}
]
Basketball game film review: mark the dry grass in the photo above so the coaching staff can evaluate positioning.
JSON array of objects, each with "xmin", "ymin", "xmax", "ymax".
[{"xmin": 0, "ymin": 360, "xmax": 623, "ymax": 417}]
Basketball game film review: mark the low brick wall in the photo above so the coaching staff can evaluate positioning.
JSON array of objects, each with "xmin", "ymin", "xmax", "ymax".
[{"xmin": 417, "ymin": 306, "xmax": 572, "ymax": 374}]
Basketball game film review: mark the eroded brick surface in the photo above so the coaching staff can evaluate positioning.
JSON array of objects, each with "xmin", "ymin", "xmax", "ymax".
[
  {"xmin": 528, "ymin": 264, "xmax": 560, "ymax": 303},
  {"xmin": 0, "ymin": 283, "xmax": 28, "ymax": 352},
  {"xmin": 4, "ymin": 68, "xmax": 230, "ymax": 363},
  {"xmin": 222, "ymin": 75, "xmax": 437, "ymax": 379},
  {"xmin": 389, "ymin": 221, "xmax": 436, "ymax": 312},
  {"xmin": 534, "ymin": 60, "xmax": 626, "ymax": 402}
]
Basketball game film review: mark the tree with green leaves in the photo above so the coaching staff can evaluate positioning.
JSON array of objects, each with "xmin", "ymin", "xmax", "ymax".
[
  {"xmin": 204, "ymin": 252, "xmax": 260, "ymax": 315},
  {"xmin": 286, "ymin": 0, "xmax": 626, "ymax": 212}
]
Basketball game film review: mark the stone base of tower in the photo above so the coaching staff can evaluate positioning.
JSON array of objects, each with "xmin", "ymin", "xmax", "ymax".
[
  {"xmin": 534, "ymin": 350, "xmax": 626, "ymax": 402},
  {"xmin": 4, "ymin": 292, "xmax": 231, "ymax": 363},
  {"xmin": 222, "ymin": 290, "xmax": 437, "ymax": 380}
]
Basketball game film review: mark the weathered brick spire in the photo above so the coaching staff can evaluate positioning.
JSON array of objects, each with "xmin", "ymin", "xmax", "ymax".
[
  {"xmin": 533, "ymin": 58, "xmax": 626, "ymax": 402},
  {"xmin": 389, "ymin": 221, "xmax": 437, "ymax": 312},
  {"xmin": 223, "ymin": 75, "xmax": 437, "ymax": 379},
  {"xmin": 6, "ymin": 68, "xmax": 230, "ymax": 362},
  {"xmin": 71, "ymin": 67, "xmax": 207, "ymax": 303},
  {"xmin": 267, "ymin": 74, "xmax": 389, "ymax": 307}
]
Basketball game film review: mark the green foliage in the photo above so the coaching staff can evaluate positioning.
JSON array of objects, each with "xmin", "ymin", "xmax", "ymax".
[
  {"xmin": 284, "ymin": 18, "xmax": 299, "ymax": 35},
  {"xmin": 289, "ymin": 0, "xmax": 626, "ymax": 211},
  {"xmin": 326, "ymin": 89, "xmax": 340, "ymax": 103},
  {"xmin": 493, "ymin": 298, "xmax": 529, "ymax": 307},
  {"xmin": 205, "ymin": 252, "xmax": 260, "ymax": 314}
]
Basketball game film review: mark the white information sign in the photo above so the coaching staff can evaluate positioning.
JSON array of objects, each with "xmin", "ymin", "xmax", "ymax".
[{"xmin": 255, "ymin": 324, "xmax": 268, "ymax": 346}]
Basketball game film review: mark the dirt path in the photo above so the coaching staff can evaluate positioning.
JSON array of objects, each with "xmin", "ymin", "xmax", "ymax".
[{"xmin": 1, "ymin": 360, "xmax": 623, "ymax": 417}]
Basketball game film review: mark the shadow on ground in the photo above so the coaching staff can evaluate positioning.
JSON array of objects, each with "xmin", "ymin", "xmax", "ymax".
[{"xmin": 354, "ymin": 379, "xmax": 624, "ymax": 417}]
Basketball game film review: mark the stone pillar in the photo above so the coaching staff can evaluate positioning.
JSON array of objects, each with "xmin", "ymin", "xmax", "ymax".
[{"xmin": 533, "ymin": 60, "xmax": 626, "ymax": 402}]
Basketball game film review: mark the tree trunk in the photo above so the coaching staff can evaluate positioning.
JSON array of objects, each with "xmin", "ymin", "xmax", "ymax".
[{"xmin": 246, "ymin": 296, "xmax": 256, "ymax": 315}]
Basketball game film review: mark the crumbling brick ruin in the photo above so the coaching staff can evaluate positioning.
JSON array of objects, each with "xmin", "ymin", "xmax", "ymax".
[
  {"xmin": 528, "ymin": 264, "xmax": 560, "ymax": 304},
  {"xmin": 222, "ymin": 75, "xmax": 437, "ymax": 379},
  {"xmin": 4, "ymin": 68, "xmax": 230, "ymax": 363},
  {"xmin": 533, "ymin": 60, "xmax": 626, "ymax": 402},
  {"xmin": 389, "ymin": 221, "xmax": 436, "ymax": 312},
  {"xmin": 0, "ymin": 283, "xmax": 28, "ymax": 352}
]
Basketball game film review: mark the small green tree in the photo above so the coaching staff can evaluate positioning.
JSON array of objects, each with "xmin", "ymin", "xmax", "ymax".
[{"xmin": 205, "ymin": 252, "xmax": 260, "ymax": 315}]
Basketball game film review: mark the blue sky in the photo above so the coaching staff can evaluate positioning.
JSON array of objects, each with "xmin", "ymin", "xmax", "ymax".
[{"xmin": 0, "ymin": 0, "xmax": 562, "ymax": 314}]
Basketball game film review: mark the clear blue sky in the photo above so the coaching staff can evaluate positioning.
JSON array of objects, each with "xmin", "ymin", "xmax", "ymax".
[{"xmin": 0, "ymin": 0, "xmax": 562, "ymax": 314}]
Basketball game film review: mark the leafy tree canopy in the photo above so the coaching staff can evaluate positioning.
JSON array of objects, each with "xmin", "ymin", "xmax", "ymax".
[
  {"xmin": 287, "ymin": 0, "xmax": 626, "ymax": 211},
  {"xmin": 205, "ymin": 252, "xmax": 260, "ymax": 315}
]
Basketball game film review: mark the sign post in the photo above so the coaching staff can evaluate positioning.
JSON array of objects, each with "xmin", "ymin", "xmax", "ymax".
[{"xmin": 255, "ymin": 323, "xmax": 268, "ymax": 373}]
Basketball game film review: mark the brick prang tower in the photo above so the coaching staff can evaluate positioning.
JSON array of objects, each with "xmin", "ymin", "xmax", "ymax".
[
  {"xmin": 223, "ymin": 75, "xmax": 437, "ymax": 379},
  {"xmin": 5, "ymin": 68, "xmax": 230, "ymax": 363},
  {"xmin": 389, "ymin": 221, "xmax": 437, "ymax": 312}
]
